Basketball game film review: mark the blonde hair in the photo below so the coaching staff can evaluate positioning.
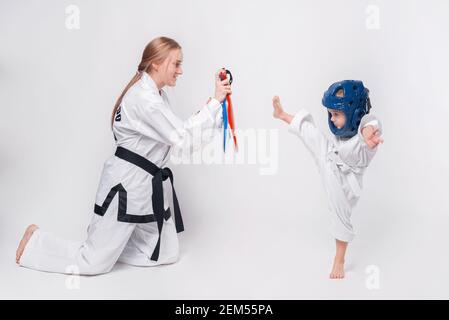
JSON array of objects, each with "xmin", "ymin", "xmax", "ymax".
[{"xmin": 111, "ymin": 37, "xmax": 181, "ymax": 127}]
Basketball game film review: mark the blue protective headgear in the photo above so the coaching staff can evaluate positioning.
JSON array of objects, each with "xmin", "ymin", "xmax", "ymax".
[{"xmin": 322, "ymin": 80, "xmax": 371, "ymax": 138}]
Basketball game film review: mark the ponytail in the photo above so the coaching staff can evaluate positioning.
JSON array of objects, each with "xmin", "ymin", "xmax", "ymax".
[{"xmin": 110, "ymin": 36, "xmax": 181, "ymax": 128}]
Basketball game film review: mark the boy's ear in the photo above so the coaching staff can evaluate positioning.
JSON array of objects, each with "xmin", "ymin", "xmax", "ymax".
[{"xmin": 336, "ymin": 89, "xmax": 344, "ymax": 97}]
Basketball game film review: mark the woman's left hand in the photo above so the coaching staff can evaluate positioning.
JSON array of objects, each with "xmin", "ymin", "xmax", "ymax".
[{"xmin": 214, "ymin": 69, "xmax": 232, "ymax": 103}]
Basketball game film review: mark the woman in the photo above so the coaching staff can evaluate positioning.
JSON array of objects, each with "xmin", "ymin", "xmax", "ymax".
[{"xmin": 15, "ymin": 37, "xmax": 230, "ymax": 275}]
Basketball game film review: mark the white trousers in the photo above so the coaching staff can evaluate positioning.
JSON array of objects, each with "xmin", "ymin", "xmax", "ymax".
[
  {"xmin": 19, "ymin": 197, "xmax": 179, "ymax": 275},
  {"xmin": 318, "ymin": 159, "xmax": 356, "ymax": 242},
  {"xmin": 294, "ymin": 124, "xmax": 357, "ymax": 242}
]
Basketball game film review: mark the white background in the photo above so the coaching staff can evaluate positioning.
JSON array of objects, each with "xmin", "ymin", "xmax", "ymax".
[{"xmin": 1, "ymin": 0, "xmax": 448, "ymax": 299}]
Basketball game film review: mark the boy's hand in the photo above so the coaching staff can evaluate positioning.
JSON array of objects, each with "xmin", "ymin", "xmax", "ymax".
[{"xmin": 362, "ymin": 125, "xmax": 384, "ymax": 149}]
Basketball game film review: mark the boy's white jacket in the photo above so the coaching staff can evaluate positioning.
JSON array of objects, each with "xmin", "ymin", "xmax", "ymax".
[
  {"xmin": 95, "ymin": 71, "xmax": 223, "ymax": 217},
  {"xmin": 288, "ymin": 109, "xmax": 382, "ymax": 202}
]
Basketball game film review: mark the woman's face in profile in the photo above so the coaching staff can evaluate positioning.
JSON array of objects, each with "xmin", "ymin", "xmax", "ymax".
[{"xmin": 159, "ymin": 48, "xmax": 183, "ymax": 87}]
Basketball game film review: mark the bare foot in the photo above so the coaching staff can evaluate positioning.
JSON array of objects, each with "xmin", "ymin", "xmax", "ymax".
[
  {"xmin": 16, "ymin": 224, "xmax": 39, "ymax": 264},
  {"xmin": 330, "ymin": 259, "xmax": 345, "ymax": 279},
  {"xmin": 272, "ymin": 96, "xmax": 293, "ymax": 124},
  {"xmin": 272, "ymin": 96, "xmax": 284, "ymax": 119}
]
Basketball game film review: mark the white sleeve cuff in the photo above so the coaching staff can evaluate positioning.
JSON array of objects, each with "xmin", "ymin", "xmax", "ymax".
[
  {"xmin": 363, "ymin": 119, "xmax": 379, "ymax": 128},
  {"xmin": 288, "ymin": 109, "xmax": 312, "ymax": 134},
  {"xmin": 202, "ymin": 98, "xmax": 223, "ymax": 127},
  {"xmin": 357, "ymin": 113, "xmax": 382, "ymax": 140},
  {"xmin": 207, "ymin": 98, "xmax": 221, "ymax": 111}
]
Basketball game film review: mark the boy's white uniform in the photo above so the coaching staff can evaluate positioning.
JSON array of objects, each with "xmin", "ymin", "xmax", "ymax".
[
  {"xmin": 288, "ymin": 109, "xmax": 382, "ymax": 242},
  {"xmin": 20, "ymin": 71, "xmax": 223, "ymax": 275}
]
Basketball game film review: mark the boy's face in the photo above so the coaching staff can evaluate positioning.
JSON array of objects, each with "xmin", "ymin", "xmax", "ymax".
[{"xmin": 328, "ymin": 109, "xmax": 346, "ymax": 129}]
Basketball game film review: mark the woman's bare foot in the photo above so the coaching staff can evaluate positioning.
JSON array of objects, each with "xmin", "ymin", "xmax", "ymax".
[
  {"xmin": 330, "ymin": 259, "xmax": 345, "ymax": 279},
  {"xmin": 16, "ymin": 224, "xmax": 39, "ymax": 264}
]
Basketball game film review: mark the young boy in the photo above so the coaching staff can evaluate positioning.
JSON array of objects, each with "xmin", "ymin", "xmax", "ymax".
[{"xmin": 272, "ymin": 80, "xmax": 383, "ymax": 279}]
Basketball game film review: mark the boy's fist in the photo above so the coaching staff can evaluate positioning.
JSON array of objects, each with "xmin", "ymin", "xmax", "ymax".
[{"xmin": 362, "ymin": 125, "xmax": 384, "ymax": 149}]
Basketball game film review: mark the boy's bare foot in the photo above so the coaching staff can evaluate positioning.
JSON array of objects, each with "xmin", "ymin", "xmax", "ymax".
[
  {"xmin": 272, "ymin": 96, "xmax": 283, "ymax": 119},
  {"xmin": 272, "ymin": 96, "xmax": 293, "ymax": 124},
  {"xmin": 16, "ymin": 224, "xmax": 39, "ymax": 264},
  {"xmin": 330, "ymin": 259, "xmax": 345, "ymax": 279}
]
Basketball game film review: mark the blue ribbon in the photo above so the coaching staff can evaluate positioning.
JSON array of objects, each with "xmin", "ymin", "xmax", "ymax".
[{"xmin": 222, "ymin": 98, "xmax": 228, "ymax": 151}]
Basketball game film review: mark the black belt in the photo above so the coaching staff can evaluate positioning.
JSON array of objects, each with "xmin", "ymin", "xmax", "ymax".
[{"xmin": 94, "ymin": 146, "xmax": 184, "ymax": 262}]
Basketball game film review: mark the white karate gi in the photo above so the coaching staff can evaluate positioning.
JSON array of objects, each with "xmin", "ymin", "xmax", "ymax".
[
  {"xmin": 19, "ymin": 71, "xmax": 223, "ymax": 275},
  {"xmin": 288, "ymin": 109, "xmax": 382, "ymax": 242}
]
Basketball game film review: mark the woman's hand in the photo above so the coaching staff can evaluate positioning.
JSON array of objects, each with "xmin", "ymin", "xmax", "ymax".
[
  {"xmin": 214, "ymin": 69, "xmax": 232, "ymax": 103},
  {"xmin": 362, "ymin": 125, "xmax": 384, "ymax": 149}
]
